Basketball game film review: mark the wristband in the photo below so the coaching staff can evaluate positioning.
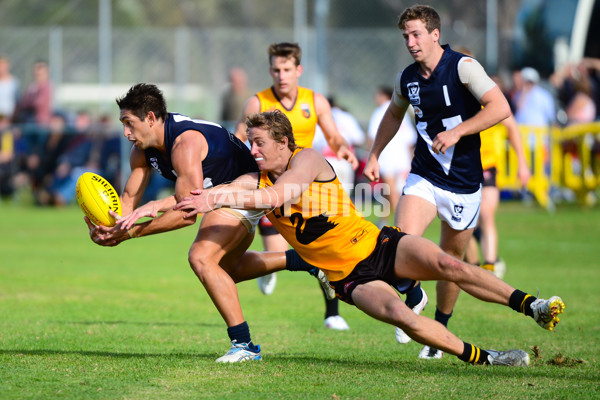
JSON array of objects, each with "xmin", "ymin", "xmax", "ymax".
[{"xmin": 127, "ymin": 227, "xmax": 137, "ymax": 238}]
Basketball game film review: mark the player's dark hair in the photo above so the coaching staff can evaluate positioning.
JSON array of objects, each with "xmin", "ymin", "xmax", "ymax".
[
  {"xmin": 378, "ymin": 85, "xmax": 394, "ymax": 99},
  {"xmin": 33, "ymin": 59, "xmax": 48, "ymax": 67},
  {"xmin": 246, "ymin": 110, "xmax": 298, "ymax": 152},
  {"xmin": 116, "ymin": 83, "xmax": 168, "ymax": 122},
  {"xmin": 268, "ymin": 42, "xmax": 302, "ymax": 66},
  {"xmin": 397, "ymin": 5, "xmax": 441, "ymax": 34}
]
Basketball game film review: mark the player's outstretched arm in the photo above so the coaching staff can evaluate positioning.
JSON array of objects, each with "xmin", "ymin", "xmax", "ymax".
[
  {"xmin": 113, "ymin": 195, "xmax": 178, "ymax": 231},
  {"xmin": 175, "ymin": 149, "xmax": 327, "ymax": 218},
  {"xmin": 126, "ymin": 131, "xmax": 206, "ymax": 235},
  {"xmin": 95, "ymin": 131, "xmax": 205, "ymax": 243},
  {"xmin": 174, "ymin": 172, "xmax": 263, "ymax": 218}
]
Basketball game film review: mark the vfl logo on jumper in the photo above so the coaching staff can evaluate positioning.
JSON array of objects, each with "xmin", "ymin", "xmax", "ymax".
[
  {"xmin": 407, "ymin": 82, "xmax": 420, "ymax": 105},
  {"xmin": 149, "ymin": 157, "xmax": 177, "ymax": 178},
  {"xmin": 452, "ymin": 204, "xmax": 464, "ymax": 222},
  {"xmin": 203, "ymin": 177, "xmax": 213, "ymax": 189},
  {"xmin": 289, "ymin": 212, "xmax": 338, "ymax": 245},
  {"xmin": 149, "ymin": 157, "xmax": 162, "ymax": 175},
  {"xmin": 301, "ymin": 103, "xmax": 311, "ymax": 119}
]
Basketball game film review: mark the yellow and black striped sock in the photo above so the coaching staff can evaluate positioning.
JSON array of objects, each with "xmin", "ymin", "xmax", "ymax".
[
  {"xmin": 458, "ymin": 342, "xmax": 491, "ymax": 365},
  {"xmin": 508, "ymin": 289, "xmax": 536, "ymax": 317}
]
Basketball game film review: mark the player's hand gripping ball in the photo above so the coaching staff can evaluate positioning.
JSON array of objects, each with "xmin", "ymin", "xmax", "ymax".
[{"xmin": 76, "ymin": 172, "xmax": 122, "ymax": 226}]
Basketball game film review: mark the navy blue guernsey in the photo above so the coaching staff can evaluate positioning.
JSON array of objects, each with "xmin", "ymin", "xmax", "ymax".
[
  {"xmin": 144, "ymin": 113, "xmax": 258, "ymax": 187},
  {"xmin": 400, "ymin": 45, "xmax": 483, "ymax": 193}
]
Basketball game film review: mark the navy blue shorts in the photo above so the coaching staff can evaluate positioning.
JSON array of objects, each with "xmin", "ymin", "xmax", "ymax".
[
  {"xmin": 482, "ymin": 167, "xmax": 497, "ymax": 187},
  {"xmin": 330, "ymin": 226, "xmax": 415, "ymax": 305},
  {"xmin": 257, "ymin": 215, "xmax": 278, "ymax": 236}
]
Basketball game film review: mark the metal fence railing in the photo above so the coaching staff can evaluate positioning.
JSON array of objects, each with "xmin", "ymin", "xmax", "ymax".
[{"xmin": 1, "ymin": 25, "xmax": 486, "ymax": 125}]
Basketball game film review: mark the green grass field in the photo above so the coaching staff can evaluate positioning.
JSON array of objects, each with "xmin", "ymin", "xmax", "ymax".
[{"xmin": 1, "ymin": 201, "xmax": 599, "ymax": 399}]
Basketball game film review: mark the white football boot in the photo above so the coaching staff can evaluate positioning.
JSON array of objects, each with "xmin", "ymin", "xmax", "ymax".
[
  {"xmin": 531, "ymin": 296, "xmax": 565, "ymax": 331},
  {"xmin": 395, "ymin": 288, "xmax": 428, "ymax": 344},
  {"xmin": 486, "ymin": 349, "xmax": 530, "ymax": 366},
  {"xmin": 257, "ymin": 272, "xmax": 277, "ymax": 295},
  {"xmin": 215, "ymin": 341, "xmax": 262, "ymax": 363}
]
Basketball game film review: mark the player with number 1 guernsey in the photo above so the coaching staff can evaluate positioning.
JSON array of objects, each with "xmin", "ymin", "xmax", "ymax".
[{"xmin": 363, "ymin": 5, "xmax": 513, "ymax": 358}]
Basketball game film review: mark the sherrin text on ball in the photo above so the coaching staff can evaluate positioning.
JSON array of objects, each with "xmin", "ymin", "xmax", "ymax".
[{"xmin": 76, "ymin": 172, "xmax": 122, "ymax": 226}]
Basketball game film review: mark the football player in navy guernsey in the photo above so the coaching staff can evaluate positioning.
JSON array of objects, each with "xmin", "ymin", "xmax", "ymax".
[
  {"xmin": 85, "ymin": 83, "xmax": 328, "ymax": 363},
  {"xmin": 364, "ymin": 5, "xmax": 513, "ymax": 359}
]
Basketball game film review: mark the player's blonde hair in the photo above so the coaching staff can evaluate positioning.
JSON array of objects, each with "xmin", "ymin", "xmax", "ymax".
[{"xmin": 246, "ymin": 110, "xmax": 298, "ymax": 152}]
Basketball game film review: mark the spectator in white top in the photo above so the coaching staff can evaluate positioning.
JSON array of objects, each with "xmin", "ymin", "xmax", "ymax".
[
  {"xmin": 513, "ymin": 67, "xmax": 556, "ymax": 126},
  {"xmin": 0, "ymin": 56, "xmax": 19, "ymax": 119}
]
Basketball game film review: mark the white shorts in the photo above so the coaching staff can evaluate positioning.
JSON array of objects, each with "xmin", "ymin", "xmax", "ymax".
[
  {"xmin": 403, "ymin": 173, "xmax": 481, "ymax": 230},
  {"xmin": 325, "ymin": 157, "xmax": 355, "ymax": 194},
  {"xmin": 213, "ymin": 208, "xmax": 264, "ymax": 233}
]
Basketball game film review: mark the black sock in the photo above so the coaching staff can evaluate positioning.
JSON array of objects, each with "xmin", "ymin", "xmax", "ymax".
[
  {"xmin": 508, "ymin": 289, "xmax": 536, "ymax": 317},
  {"xmin": 403, "ymin": 282, "xmax": 423, "ymax": 309},
  {"xmin": 323, "ymin": 284, "xmax": 339, "ymax": 318},
  {"xmin": 458, "ymin": 342, "xmax": 490, "ymax": 365},
  {"xmin": 473, "ymin": 226, "xmax": 481, "ymax": 242},
  {"xmin": 285, "ymin": 249, "xmax": 315, "ymax": 272},
  {"xmin": 226, "ymin": 321, "xmax": 257, "ymax": 351},
  {"xmin": 434, "ymin": 308, "xmax": 453, "ymax": 328}
]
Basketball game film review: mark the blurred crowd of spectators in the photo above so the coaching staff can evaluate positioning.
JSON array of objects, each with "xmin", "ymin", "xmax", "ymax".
[
  {"xmin": 0, "ymin": 57, "xmax": 122, "ymax": 205},
  {"xmin": 494, "ymin": 58, "xmax": 600, "ymax": 127}
]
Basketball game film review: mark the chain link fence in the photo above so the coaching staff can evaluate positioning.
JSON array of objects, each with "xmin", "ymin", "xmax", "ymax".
[
  {"xmin": 1, "ymin": 23, "xmax": 486, "ymax": 126},
  {"xmin": 0, "ymin": 12, "xmax": 490, "ymax": 201}
]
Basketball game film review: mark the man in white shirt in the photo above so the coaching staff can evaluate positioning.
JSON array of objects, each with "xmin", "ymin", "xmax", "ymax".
[{"xmin": 513, "ymin": 67, "xmax": 556, "ymax": 126}]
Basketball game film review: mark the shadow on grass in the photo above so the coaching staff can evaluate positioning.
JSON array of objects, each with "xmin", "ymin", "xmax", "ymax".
[
  {"xmin": 49, "ymin": 320, "xmax": 220, "ymax": 328},
  {"xmin": 1, "ymin": 348, "xmax": 595, "ymax": 381},
  {"xmin": 270, "ymin": 353, "xmax": 596, "ymax": 380},
  {"xmin": 0, "ymin": 348, "xmax": 216, "ymax": 361}
]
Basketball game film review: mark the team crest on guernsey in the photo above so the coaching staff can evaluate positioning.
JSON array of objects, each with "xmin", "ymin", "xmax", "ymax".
[
  {"xmin": 301, "ymin": 103, "xmax": 311, "ymax": 118},
  {"xmin": 407, "ymin": 82, "xmax": 420, "ymax": 105},
  {"xmin": 149, "ymin": 157, "xmax": 161, "ymax": 174}
]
